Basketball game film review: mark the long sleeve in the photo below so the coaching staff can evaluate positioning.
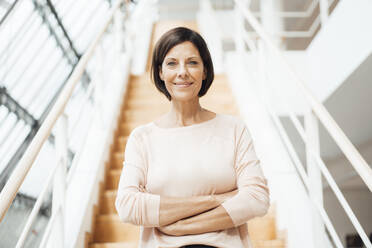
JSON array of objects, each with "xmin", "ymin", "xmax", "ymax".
[
  {"xmin": 221, "ymin": 122, "xmax": 270, "ymax": 227},
  {"xmin": 115, "ymin": 129, "xmax": 160, "ymax": 227}
]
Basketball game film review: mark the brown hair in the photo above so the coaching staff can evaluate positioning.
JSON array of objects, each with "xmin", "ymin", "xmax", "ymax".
[{"xmin": 151, "ymin": 27, "xmax": 214, "ymax": 101}]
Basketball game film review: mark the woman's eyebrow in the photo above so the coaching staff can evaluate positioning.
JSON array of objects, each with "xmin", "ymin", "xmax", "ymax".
[
  {"xmin": 165, "ymin": 56, "xmax": 200, "ymax": 60},
  {"xmin": 187, "ymin": 56, "xmax": 200, "ymax": 60}
]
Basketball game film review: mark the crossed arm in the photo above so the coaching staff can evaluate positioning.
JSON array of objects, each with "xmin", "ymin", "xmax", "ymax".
[
  {"xmin": 139, "ymin": 185, "xmax": 238, "ymax": 236},
  {"xmin": 116, "ymin": 126, "xmax": 270, "ymax": 235}
]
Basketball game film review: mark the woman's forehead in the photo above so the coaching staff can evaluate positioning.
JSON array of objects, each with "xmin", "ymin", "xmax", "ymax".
[{"xmin": 165, "ymin": 41, "xmax": 201, "ymax": 58}]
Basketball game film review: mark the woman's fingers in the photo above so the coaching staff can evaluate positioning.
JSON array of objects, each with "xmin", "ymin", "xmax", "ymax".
[{"xmin": 139, "ymin": 185, "xmax": 148, "ymax": 193}]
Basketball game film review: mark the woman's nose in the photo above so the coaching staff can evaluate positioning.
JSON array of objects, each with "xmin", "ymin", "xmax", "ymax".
[{"xmin": 177, "ymin": 63, "xmax": 188, "ymax": 78}]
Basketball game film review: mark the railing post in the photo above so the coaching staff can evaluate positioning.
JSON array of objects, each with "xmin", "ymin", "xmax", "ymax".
[
  {"xmin": 93, "ymin": 42, "xmax": 106, "ymax": 128},
  {"xmin": 257, "ymin": 39, "xmax": 269, "ymax": 101},
  {"xmin": 114, "ymin": 4, "xmax": 124, "ymax": 56},
  {"xmin": 319, "ymin": 0, "xmax": 329, "ymax": 27},
  {"xmin": 259, "ymin": 0, "xmax": 284, "ymax": 48},
  {"xmin": 234, "ymin": 2, "xmax": 245, "ymax": 54},
  {"xmin": 123, "ymin": 5, "xmax": 135, "ymax": 59},
  {"xmin": 305, "ymin": 110, "xmax": 325, "ymax": 247},
  {"xmin": 49, "ymin": 113, "xmax": 68, "ymax": 247}
]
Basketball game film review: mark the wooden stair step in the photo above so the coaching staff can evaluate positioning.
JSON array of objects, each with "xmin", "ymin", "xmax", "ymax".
[
  {"xmin": 252, "ymin": 239, "xmax": 285, "ymax": 248},
  {"xmin": 119, "ymin": 123, "xmax": 142, "ymax": 136},
  {"xmin": 124, "ymin": 103, "xmax": 168, "ymax": 111},
  {"xmin": 111, "ymin": 152, "xmax": 124, "ymax": 169},
  {"xmin": 248, "ymin": 215, "xmax": 277, "ymax": 240},
  {"xmin": 121, "ymin": 111, "xmax": 166, "ymax": 122},
  {"xmin": 89, "ymin": 242, "xmax": 138, "ymax": 248},
  {"xmin": 100, "ymin": 190, "xmax": 117, "ymax": 214},
  {"xmin": 123, "ymin": 105, "xmax": 169, "ymax": 113},
  {"xmin": 94, "ymin": 215, "xmax": 139, "ymax": 242},
  {"xmin": 115, "ymin": 136, "xmax": 128, "ymax": 151},
  {"xmin": 106, "ymin": 169, "xmax": 122, "ymax": 190}
]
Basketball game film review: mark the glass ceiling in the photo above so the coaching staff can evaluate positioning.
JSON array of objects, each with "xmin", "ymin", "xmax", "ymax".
[
  {"xmin": 0, "ymin": 0, "xmax": 110, "ymax": 197},
  {"xmin": 0, "ymin": 0, "xmax": 112, "ymax": 246}
]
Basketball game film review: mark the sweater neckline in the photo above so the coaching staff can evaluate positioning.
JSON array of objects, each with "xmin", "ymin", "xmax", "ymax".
[{"xmin": 150, "ymin": 113, "xmax": 220, "ymax": 131}]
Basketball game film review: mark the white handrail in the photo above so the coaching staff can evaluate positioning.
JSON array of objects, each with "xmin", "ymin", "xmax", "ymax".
[
  {"xmin": 250, "ymin": 0, "xmax": 319, "ymax": 18},
  {"xmin": 15, "ymin": 157, "xmax": 62, "ymax": 248},
  {"xmin": 314, "ymin": 154, "xmax": 372, "ymax": 247},
  {"xmin": 270, "ymin": 100, "xmax": 371, "ymax": 247},
  {"xmin": 0, "ymin": 0, "xmax": 124, "ymax": 223},
  {"xmin": 15, "ymin": 69, "xmax": 97, "ymax": 248},
  {"xmin": 234, "ymin": 0, "xmax": 335, "ymax": 38},
  {"xmin": 39, "ymin": 205, "xmax": 61, "ymax": 248},
  {"xmin": 266, "ymin": 103, "xmax": 343, "ymax": 248},
  {"xmin": 235, "ymin": 0, "xmax": 372, "ymax": 192},
  {"xmin": 234, "ymin": 0, "xmax": 372, "ymax": 247}
]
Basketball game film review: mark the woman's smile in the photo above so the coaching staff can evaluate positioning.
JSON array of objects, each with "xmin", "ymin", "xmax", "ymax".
[{"xmin": 173, "ymin": 82, "xmax": 194, "ymax": 88}]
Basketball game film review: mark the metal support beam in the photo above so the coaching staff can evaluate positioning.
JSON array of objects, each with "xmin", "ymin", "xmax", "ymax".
[
  {"xmin": 0, "ymin": 86, "xmax": 37, "ymax": 126},
  {"xmin": 31, "ymin": 0, "xmax": 76, "ymax": 64},
  {"xmin": 45, "ymin": 0, "xmax": 80, "ymax": 60},
  {"xmin": 0, "ymin": 85, "xmax": 75, "ymax": 195},
  {"xmin": 31, "ymin": 0, "xmax": 91, "ymax": 86},
  {"xmin": 14, "ymin": 192, "xmax": 51, "ymax": 217},
  {"xmin": 0, "ymin": 0, "xmax": 20, "ymax": 27}
]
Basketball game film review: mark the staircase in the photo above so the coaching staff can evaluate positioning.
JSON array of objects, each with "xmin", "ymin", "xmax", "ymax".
[{"xmin": 85, "ymin": 22, "xmax": 286, "ymax": 248}]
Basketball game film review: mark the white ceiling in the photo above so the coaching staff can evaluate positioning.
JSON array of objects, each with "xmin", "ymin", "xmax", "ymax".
[{"xmin": 322, "ymin": 52, "xmax": 372, "ymax": 161}]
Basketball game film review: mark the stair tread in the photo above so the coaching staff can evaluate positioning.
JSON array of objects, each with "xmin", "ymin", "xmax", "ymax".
[
  {"xmin": 96, "ymin": 214, "xmax": 122, "ymax": 222},
  {"xmin": 90, "ymin": 242, "xmax": 138, "ymax": 248},
  {"xmin": 108, "ymin": 169, "xmax": 122, "ymax": 175},
  {"xmin": 252, "ymin": 238, "xmax": 286, "ymax": 248},
  {"xmin": 103, "ymin": 189, "xmax": 117, "ymax": 196}
]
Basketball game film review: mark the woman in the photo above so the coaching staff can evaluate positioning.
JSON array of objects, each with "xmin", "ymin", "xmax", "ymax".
[{"xmin": 115, "ymin": 27, "xmax": 270, "ymax": 248}]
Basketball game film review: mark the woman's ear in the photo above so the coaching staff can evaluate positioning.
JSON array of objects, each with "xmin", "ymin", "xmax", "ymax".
[{"xmin": 159, "ymin": 66, "xmax": 164, "ymax": 80}]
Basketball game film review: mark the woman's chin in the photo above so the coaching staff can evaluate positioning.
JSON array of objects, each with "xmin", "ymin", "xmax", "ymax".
[{"xmin": 170, "ymin": 93, "xmax": 198, "ymax": 102}]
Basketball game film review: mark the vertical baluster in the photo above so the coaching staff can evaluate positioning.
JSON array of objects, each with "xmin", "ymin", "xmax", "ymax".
[
  {"xmin": 114, "ymin": 4, "xmax": 124, "ymax": 56},
  {"xmin": 319, "ymin": 0, "xmax": 329, "ymax": 27},
  {"xmin": 306, "ymin": 110, "xmax": 325, "ymax": 247},
  {"xmin": 48, "ymin": 113, "xmax": 68, "ymax": 248},
  {"xmin": 234, "ymin": 3, "xmax": 245, "ymax": 54},
  {"xmin": 93, "ymin": 42, "xmax": 106, "ymax": 127}
]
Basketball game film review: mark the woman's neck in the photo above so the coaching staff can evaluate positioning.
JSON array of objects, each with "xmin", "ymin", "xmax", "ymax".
[{"xmin": 167, "ymin": 99, "xmax": 206, "ymax": 126}]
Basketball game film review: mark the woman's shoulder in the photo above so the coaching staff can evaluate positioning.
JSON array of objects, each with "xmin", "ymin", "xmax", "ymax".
[
  {"xmin": 217, "ymin": 114, "xmax": 253, "ymax": 140},
  {"xmin": 217, "ymin": 113, "xmax": 247, "ymax": 129},
  {"xmin": 126, "ymin": 121, "xmax": 154, "ymax": 142}
]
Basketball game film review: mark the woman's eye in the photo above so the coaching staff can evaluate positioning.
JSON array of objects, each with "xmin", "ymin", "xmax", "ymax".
[
  {"xmin": 189, "ymin": 61, "xmax": 198, "ymax": 65},
  {"xmin": 167, "ymin": 62, "xmax": 176, "ymax": 66}
]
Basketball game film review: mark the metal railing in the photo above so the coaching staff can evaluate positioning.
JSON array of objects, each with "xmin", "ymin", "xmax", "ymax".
[
  {"xmin": 241, "ymin": 0, "xmax": 336, "ymax": 39},
  {"xmin": 234, "ymin": 0, "xmax": 372, "ymax": 247},
  {"xmin": 0, "ymin": 0, "xmax": 139, "ymax": 246}
]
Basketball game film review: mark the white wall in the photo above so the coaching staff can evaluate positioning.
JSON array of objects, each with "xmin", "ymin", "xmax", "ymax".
[
  {"xmin": 65, "ymin": 52, "xmax": 131, "ymax": 248},
  {"xmin": 226, "ymin": 51, "xmax": 318, "ymax": 248},
  {"xmin": 307, "ymin": 0, "xmax": 372, "ymax": 101},
  {"xmin": 324, "ymin": 189, "xmax": 372, "ymax": 247},
  {"xmin": 323, "ymin": 140, "xmax": 372, "ymax": 246}
]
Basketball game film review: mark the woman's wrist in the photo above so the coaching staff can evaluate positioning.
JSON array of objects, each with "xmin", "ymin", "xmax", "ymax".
[
  {"xmin": 213, "ymin": 189, "xmax": 238, "ymax": 205},
  {"xmin": 210, "ymin": 194, "xmax": 222, "ymax": 206}
]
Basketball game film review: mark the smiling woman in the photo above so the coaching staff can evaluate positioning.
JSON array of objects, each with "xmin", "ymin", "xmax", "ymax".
[
  {"xmin": 151, "ymin": 27, "xmax": 214, "ymax": 103},
  {"xmin": 115, "ymin": 27, "xmax": 270, "ymax": 248},
  {"xmin": 159, "ymin": 41, "xmax": 206, "ymax": 100}
]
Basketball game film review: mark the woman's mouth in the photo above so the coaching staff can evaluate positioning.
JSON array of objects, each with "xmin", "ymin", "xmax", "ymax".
[{"xmin": 173, "ymin": 82, "xmax": 193, "ymax": 88}]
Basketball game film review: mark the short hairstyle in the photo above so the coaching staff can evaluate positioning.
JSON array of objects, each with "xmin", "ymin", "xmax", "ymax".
[{"xmin": 151, "ymin": 27, "xmax": 214, "ymax": 101}]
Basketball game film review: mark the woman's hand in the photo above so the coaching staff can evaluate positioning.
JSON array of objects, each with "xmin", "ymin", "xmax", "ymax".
[
  {"xmin": 157, "ymin": 221, "xmax": 184, "ymax": 236},
  {"xmin": 139, "ymin": 185, "xmax": 148, "ymax": 193}
]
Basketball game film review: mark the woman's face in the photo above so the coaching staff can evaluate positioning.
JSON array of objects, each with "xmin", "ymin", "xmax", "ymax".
[{"xmin": 159, "ymin": 41, "xmax": 206, "ymax": 102}]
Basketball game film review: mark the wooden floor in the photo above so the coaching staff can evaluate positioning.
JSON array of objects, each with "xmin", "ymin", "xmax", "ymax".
[{"xmin": 85, "ymin": 21, "xmax": 286, "ymax": 248}]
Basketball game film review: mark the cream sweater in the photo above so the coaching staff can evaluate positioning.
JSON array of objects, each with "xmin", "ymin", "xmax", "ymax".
[{"xmin": 115, "ymin": 113, "xmax": 270, "ymax": 248}]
